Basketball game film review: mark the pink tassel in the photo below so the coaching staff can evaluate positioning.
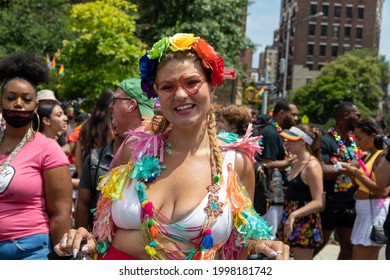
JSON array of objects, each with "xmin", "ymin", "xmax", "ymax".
[{"xmin": 142, "ymin": 200, "xmax": 154, "ymax": 216}]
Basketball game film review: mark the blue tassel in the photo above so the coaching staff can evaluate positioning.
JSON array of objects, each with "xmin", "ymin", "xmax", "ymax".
[{"xmin": 202, "ymin": 234, "xmax": 214, "ymax": 249}]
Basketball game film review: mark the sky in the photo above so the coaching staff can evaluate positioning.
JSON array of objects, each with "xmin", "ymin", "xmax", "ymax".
[{"xmin": 246, "ymin": 0, "xmax": 390, "ymax": 68}]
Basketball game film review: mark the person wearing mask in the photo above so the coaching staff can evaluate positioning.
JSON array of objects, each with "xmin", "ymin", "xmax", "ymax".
[
  {"xmin": 277, "ymin": 124, "xmax": 324, "ymax": 259},
  {"xmin": 315, "ymin": 101, "xmax": 361, "ymax": 260},
  {"xmin": 54, "ymin": 33, "xmax": 289, "ymax": 260},
  {"xmin": 0, "ymin": 53, "xmax": 72, "ymax": 259},
  {"xmin": 340, "ymin": 118, "xmax": 390, "ymax": 259},
  {"xmin": 256, "ymin": 99, "xmax": 298, "ymax": 237}
]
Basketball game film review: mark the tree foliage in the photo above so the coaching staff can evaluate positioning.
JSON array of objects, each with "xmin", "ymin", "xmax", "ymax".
[
  {"xmin": 133, "ymin": 0, "xmax": 255, "ymax": 69},
  {"xmin": 291, "ymin": 49, "xmax": 383, "ymax": 126},
  {"xmin": 0, "ymin": 0, "xmax": 71, "ymax": 58},
  {"xmin": 57, "ymin": 0, "xmax": 145, "ymax": 101}
]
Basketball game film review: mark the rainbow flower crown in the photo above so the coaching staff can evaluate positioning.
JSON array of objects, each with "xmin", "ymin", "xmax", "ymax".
[{"xmin": 139, "ymin": 33, "xmax": 225, "ymax": 98}]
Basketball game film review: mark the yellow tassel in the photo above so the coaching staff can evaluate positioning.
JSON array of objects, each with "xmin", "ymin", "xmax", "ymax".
[
  {"xmin": 98, "ymin": 162, "xmax": 133, "ymax": 200},
  {"xmin": 233, "ymin": 212, "xmax": 247, "ymax": 229},
  {"xmin": 145, "ymin": 245, "xmax": 157, "ymax": 256}
]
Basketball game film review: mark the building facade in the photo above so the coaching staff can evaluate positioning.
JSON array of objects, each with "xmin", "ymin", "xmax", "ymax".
[{"xmin": 278, "ymin": 0, "xmax": 384, "ymax": 97}]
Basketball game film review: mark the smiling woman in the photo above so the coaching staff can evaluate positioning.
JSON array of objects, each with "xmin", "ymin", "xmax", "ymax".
[
  {"xmin": 54, "ymin": 33, "xmax": 290, "ymax": 261},
  {"xmin": 37, "ymin": 103, "xmax": 68, "ymax": 139}
]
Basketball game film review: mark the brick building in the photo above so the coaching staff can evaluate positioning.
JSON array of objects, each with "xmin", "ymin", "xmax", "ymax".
[{"xmin": 278, "ymin": 0, "xmax": 384, "ymax": 97}]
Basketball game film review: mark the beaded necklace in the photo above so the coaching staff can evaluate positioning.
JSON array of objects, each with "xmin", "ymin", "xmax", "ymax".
[
  {"xmin": 131, "ymin": 131, "xmax": 223, "ymax": 260},
  {"xmin": 0, "ymin": 128, "xmax": 33, "ymax": 173},
  {"xmin": 329, "ymin": 128, "xmax": 358, "ymax": 192}
]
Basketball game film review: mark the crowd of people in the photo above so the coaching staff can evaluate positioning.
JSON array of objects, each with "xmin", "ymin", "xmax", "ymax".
[{"xmin": 0, "ymin": 33, "xmax": 389, "ymax": 261}]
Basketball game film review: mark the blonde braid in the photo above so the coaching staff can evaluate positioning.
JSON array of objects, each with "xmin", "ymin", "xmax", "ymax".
[{"xmin": 207, "ymin": 106, "xmax": 223, "ymax": 174}]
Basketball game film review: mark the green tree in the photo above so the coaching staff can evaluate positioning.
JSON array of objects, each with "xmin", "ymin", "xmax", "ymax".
[
  {"xmin": 133, "ymin": 0, "xmax": 255, "ymax": 70},
  {"xmin": 291, "ymin": 49, "xmax": 383, "ymax": 126},
  {"xmin": 0, "ymin": 0, "xmax": 72, "ymax": 58},
  {"xmin": 57, "ymin": 0, "xmax": 145, "ymax": 101}
]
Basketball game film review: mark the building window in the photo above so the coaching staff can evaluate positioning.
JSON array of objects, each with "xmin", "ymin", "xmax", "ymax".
[
  {"xmin": 308, "ymin": 24, "xmax": 316, "ymax": 36},
  {"xmin": 358, "ymin": 7, "xmax": 364, "ymax": 19},
  {"xmin": 320, "ymin": 45, "xmax": 326, "ymax": 56},
  {"xmin": 306, "ymin": 78, "xmax": 313, "ymax": 83},
  {"xmin": 306, "ymin": 63, "xmax": 313, "ymax": 70},
  {"xmin": 332, "ymin": 25, "xmax": 340, "ymax": 37},
  {"xmin": 344, "ymin": 26, "xmax": 351, "ymax": 38},
  {"xmin": 311, "ymin": 4, "xmax": 317, "ymax": 15},
  {"xmin": 307, "ymin": 44, "xmax": 314, "ymax": 55},
  {"xmin": 322, "ymin": 4, "xmax": 329, "ymax": 17},
  {"xmin": 321, "ymin": 25, "xmax": 328, "ymax": 36},
  {"xmin": 334, "ymin": 5, "xmax": 341, "ymax": 17},
  {"xmin": 346, "ymin": 6, "xmax": 353, "ymax": 18},
  {"xmin": 356, "ymin": 27, "xmax": 363, "ymax": 39},
  {"xmin": 318, "ymin": 64, "xmax": 325, "ymax": 70},
  {"xmin": 343, "ymin": 45, "xmax": 351, "ymax": 53},
  {"xmin": 331, "ymin": 45, "xmax": 338, "ymax": 57}
]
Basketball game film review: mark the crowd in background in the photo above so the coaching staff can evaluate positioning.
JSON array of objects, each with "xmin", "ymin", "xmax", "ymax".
[{"xmin": 0, "ymin": 49, "xmax": 389, "ymax": 261}]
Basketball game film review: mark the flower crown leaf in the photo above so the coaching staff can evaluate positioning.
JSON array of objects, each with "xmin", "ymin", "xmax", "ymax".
[{"xmin": 147, "ymin": 37, "xmax": 170, "ymax": 62}]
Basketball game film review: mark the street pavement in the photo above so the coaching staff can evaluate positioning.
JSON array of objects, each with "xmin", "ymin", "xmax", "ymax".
[{"xmin": 313, "ymin": 242, "xmax": 386, "ymax": 260}]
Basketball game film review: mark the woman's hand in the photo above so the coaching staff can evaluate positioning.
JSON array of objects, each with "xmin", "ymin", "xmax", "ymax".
[
  {"xmin": 249, "ymin": 239, "xmax": 290, "ymax": 260},
  {"xmin": 284, "ymin": 215, "xmax": 295, "ymax": 237},
  {"xmin": 339, "ymin": 162, "xmax": 360, "ymax": 178},
  {"xmin": 54, "ymin": 227, "xmax": 96, "ymax": 258}
]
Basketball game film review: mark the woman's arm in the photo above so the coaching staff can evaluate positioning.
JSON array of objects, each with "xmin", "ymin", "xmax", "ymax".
[
  {"xmin": 342, "ymin": 161, "xmax": 389, "ymax": 197},
  {"xmin": 44, "ymin": 165, "xmax": 73, "ymax": 246},
  {"xmin": 235, "ymin": 152, "xmax": 290, "ymax": 260},
  {"xmin": 375, "ymin": 153, "xmax": 390, "ymax": 188}
]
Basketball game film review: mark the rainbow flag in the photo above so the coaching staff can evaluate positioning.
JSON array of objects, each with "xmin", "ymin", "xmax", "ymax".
[
  {"xmin": 58, "ymin": 64, "xmax": 65, "ymax": 76},
  {"xmin": 258, "ymin": 86, "xmax": 265, "ymax": 97},
  {"xmin": 50, "ymin": 57, "xmax": 56, "ymax": 71},
  {"xmin": 46, "ymin": 54, "xmax": 51, "ymax": 69}
]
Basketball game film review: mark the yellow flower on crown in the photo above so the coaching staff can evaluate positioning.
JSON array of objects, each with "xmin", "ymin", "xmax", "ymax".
[{"xmin": 169, "ymin": 33, "xmax": 200, "ymax": 52}]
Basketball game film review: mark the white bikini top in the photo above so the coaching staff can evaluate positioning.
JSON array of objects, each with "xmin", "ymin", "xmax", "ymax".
[{"xmin": 111, "ymin": 150, "xmax": 236, "ymax": 244}]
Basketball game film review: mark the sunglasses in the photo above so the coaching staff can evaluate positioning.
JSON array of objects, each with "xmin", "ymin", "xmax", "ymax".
[
  {"xmin": 112, "ymin": 96, "xmax": 132, "ymax": 105},
  {"xmin": 153, "ymin": 72, "xmax": 206, "ymax": 99}
]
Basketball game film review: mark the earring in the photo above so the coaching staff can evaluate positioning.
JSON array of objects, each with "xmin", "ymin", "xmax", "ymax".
[
  {"xmin": 128, "ymin": 105, "xmax": 133, "ymax": 110},
  {"xmin": 32, "ymin": 112, "xmax": 40, "ymax": 133}
]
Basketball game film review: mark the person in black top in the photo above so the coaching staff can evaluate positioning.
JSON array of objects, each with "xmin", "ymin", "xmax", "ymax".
[
  {"xmin": 256, "ymin": 99, "xmax": 298, "ymax": 237},
  {"xmin": 372, "ymin": 137, "xmax": 390, "ymax": 260},
  {"xmin": 277, "ymin": 124, "xmax": 324, "ymax": 259},
  {"xmin": 314, "ymin": 101, "xmax": 361, "ymax": 260}
]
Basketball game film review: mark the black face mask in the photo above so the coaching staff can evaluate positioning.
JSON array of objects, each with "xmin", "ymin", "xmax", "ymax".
[{"xmin": 2, "ymin": 109, "xmax": 35, "ymax": 128}]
